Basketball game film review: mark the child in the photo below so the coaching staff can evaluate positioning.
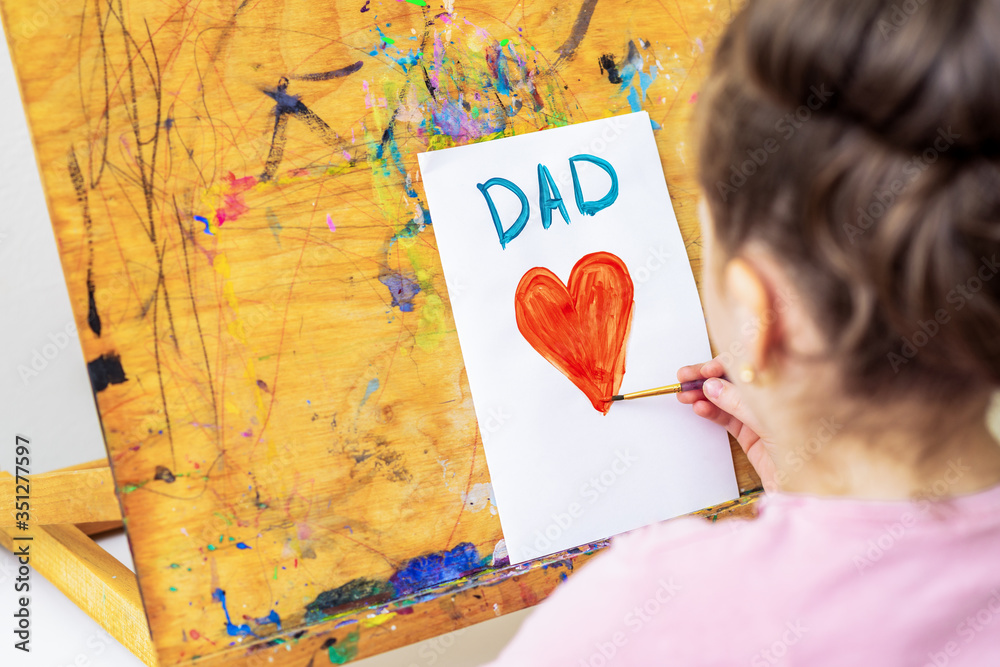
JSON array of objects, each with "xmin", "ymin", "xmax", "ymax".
[{"xmin": 486, "ymin": 0, "xmax": 1000, "ymax": 664}]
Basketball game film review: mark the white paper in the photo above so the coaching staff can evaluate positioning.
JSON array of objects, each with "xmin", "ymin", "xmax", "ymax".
[{"xmin": 418, "ymin": 111, "xmax": 739, "ymax": 564}]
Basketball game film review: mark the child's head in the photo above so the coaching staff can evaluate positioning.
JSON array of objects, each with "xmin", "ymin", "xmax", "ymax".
[{"xmin": 697, "ymin": 0, "xmax": 1000, "ymax": 417}]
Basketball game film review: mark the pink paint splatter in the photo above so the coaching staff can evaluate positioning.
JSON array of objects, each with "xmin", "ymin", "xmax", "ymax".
[
  {"xmin": 326, "ymin": 213, "xmax": 337, "ymax": 232},
  {"xmin": 689, "ymin": 93, "xmax": 699, "ymax": 104},
  {"xmin": 214, "ymin": 172, "xmax": 257, "ymax": 226}
]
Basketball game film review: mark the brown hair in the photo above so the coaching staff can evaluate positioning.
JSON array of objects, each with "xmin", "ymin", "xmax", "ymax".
[{"xmin": 698, "ymin": 0, "xmax": 1000, "ymax": 399}]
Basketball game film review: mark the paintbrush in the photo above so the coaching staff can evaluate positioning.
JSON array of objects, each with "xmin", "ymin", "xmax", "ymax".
[{"xmin": 610, "ymin": 375, "xmax": 730, "ymax": 402}]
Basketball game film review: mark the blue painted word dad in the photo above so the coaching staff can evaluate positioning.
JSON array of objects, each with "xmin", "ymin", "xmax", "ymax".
[{"xmin": 477, "ymin": 154, "xmax": 619, "ymax": 249}]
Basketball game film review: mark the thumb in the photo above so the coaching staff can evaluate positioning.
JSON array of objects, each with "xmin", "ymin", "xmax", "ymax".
[{"xmin": 701, "ymin": 377, "xmax": 764, "ymax": 434}]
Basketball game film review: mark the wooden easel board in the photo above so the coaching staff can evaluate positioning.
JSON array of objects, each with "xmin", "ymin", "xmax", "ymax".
[{"xmin": 1, "ymin": 0, "xmax": 760, "ymax": 664}]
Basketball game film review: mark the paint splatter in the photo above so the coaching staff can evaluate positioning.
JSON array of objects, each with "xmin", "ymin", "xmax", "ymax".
[
  {"xmin": 514, "ymin": 252, "xmax": 635, "ymax": 414},
  {"xmin": 293, "ymin": 61, "xmax": 364, "ymax": 81},
  {"xmin": 265, "ymin": 208, "xmax": 282, "ymax": 243},
  {"xmin": 87, "ymin": 353, "xmax": 127, "ymax": 393},
  {"xmin": 390, "ymin": 542, "xmax": 482, "ymax": 596},
  {"xmin": 304, "ymin": 578, "xmax": 394, "ymax": 623},
  {"xmin": 194, "ymin": 215, "xmax": 212, "ymax": 235},
  {"xmin": 326, "ymin": 213, "xmax": 337, "ymax": 232},
  {"xmin": 626, "ymin": 85, "xmax": 642, "ymax": 112},
  {"xmin": 491, "ymin": 540, "xmax": 510, "ymax": 568},
  {"xmin": 327, "ymin": 631, "xmax": 360, "ymax": 664},
  {"xmin": 213, "ymin": 172, "xmax": 257, "ymax": 226},
  {"xmin": 555, "ymin": 0, "xmax": 600, "ymax": 61},
  {"xmin": 212, "ymin": 589, "xmax": 256, "ymax": 637},
  {"xmin": 361, "ymin": 378, "xmax": 379, "ymax": 406},
  {"xmin": 598, "ymin": 54, "xmax": 622, "ymax": 84},
  {"xmin": 379, "ymin": 272, "xmax": 421, "ymax": 312},
  {"xmin": 255, "ymin": 609, "xmax": 281, "ymax": 630},
  {"xmin": 236, "ymin": 542, "xmax": 251, "ymax": 550},
  {"xmin": 462, "ymin": 482, "xmax": 497, "ymax": 515}
]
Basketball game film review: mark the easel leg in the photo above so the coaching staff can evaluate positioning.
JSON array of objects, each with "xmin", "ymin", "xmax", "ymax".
[{"xmin": 0, "ymin": 459, "xmax": 157, "ymax": 665}]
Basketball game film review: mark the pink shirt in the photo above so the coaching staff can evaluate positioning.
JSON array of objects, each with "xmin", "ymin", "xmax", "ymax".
[{"xmin": 488, "ymin": 479, "xmax": 1000, "ymax": 666}]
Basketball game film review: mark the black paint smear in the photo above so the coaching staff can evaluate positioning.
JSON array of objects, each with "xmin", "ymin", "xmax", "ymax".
[
  {"xmin": 293, "ymin": 60, "xmax": 363, "ymax": 81},
  {"xmin": 598, "ymin": 53, "xmax": 621, "ymax": 84},
  {"xmin": 421, "ymin": 64, "xmax": 437, "ymax": 98},
  {"xmin": 87, "ymin": 353, "xmax": 127, "ymax": 393},
  {"xmin": 154, "ymin": 465, "xmax": 176, "ymax": 483},
  {"xmin": 555, "ymin": 0, "xmax": 600, "ymax": 61},
  {"xmin": 68, "ymin": 149, "xmax": 102, "ymax": 336},
  {"xmin": 360, "ymin": 0, "xmax": 370, "ymax": 12},
  {"xmin": 87, "ymin": 282, "xmax": 102, "ymax": 336}
]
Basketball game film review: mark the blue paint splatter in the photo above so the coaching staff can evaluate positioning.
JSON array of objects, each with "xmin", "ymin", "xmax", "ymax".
[
  {"xmin": 626, "ymin": 85, "xmax": 642, "ymax": 113},
  {"xmin": 379, "ymin": 272, "xmax": 421, "ymax": 312},
  {"xmin": 255, "ymin": 609, "xmax": 282, "ymax": 630},
  {"xmin": 336, "ymin": 619, "xmax": 359, "ymax": 628},
  {"xmin": 493, "ymin": 47, "xmax": 512, "ymax": 96},
  {"xmin": 236, "ymin": 542, "xmax": 251, "ymax": 550},
  {"xmin": 374, "ymin": 124, "xmax": 418, "ymax": 198},
  {"xmin": 390, "ymin": 542, "xmax": 482, "ymax": 596},
  {"xmin": 639, "ymin": 70, "xmax": 655, "ymax": 98},
  {"xmin": 361, "ymin": 378, "xmax": 380, "ymax": 406},
  {"xmin": 387, "ymin": 49, "xmax": 421, "ymax": 72},
  {"xmin": 195, "ymin": 215, "xmax": 212, "ymax": 235},
  {"xmin": 212, "ymin": 589, "xmax": 256, "ymax": 637},
  {"xmin": 617, "ymin": 41, "xmax": 644, "ymax": 93}
]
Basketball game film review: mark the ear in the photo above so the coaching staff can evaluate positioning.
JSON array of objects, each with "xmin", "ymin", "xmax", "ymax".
[{"xmin": 723, "ymin": 257, "xmax": 782, "ymax": 374}]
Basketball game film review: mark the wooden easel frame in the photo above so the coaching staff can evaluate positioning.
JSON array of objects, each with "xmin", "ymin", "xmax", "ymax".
[
  {"xmin": 1, "ymin": 459, "xmax": 758, "ymax": 667},
  {"xmin": 0, "ymin": 458, "xmax": 157, "ymax": 665}
]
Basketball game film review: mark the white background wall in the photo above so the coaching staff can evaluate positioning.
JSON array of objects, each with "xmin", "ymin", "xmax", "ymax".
[{"xmin": 0, "ymin": 17, "xmax": 527, "ymax": 667}]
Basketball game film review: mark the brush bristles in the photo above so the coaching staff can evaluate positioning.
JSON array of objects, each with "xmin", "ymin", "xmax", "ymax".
[{"xmin": 610, "ymin": 395, "xmax": 624, "ymax": 401}]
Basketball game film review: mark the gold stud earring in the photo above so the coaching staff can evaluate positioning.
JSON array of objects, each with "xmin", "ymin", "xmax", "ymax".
[{"xmin": 739, "ymin": 366, "xmax": 757, "ymax": 384}]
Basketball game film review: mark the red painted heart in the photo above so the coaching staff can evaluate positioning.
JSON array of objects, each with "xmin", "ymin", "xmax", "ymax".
[{"xmin": 514, "ymin": 252, "xmax": 635, "ymax": 414}]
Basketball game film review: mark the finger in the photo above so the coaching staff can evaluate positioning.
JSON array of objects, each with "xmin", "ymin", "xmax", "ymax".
[
  {"xmin": 692, "ymin": 400, "xmax": 741, "ymax": 434},
  {"xmin": 701, "ymin": 357, "xmax": 727, "ymax": 378},
  {"xmin": 701, "ymin": 376, "xmax": 765, "ymax": 435},
  {"xmin": 677, "ymin": 363, "xmax": 708, "ymax": 383}
]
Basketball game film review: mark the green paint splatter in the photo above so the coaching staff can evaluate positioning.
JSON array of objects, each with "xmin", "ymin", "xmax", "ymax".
[
  {"xmin": 500, "ymin": 38, "xmax": 510, "ymax": 46},
  {"xmin": 207, "ymin": 544, "xmax": 216, "ymax": 551},
  {"xmin": 405, "ymin": 0, "xmax": 427, "ymax": 5},
  {"xmin": 328, "ymin": 631, "xmax": 360, "ymax": 664},
  {"xmin": 170, "ymin": 563, "xmax": 180, "ymax": 569},
  {"xmin": 305, "ymin": 578, "xmax": 393, "ymax": 624},
  {"xmin": 169, "ymin": 587, "xmax": 177, "ymax": 592}
]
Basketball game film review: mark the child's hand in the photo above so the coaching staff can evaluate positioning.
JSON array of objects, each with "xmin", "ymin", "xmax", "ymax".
[{"xmin": 677, "ymin": 358, "xmax": 778, "ymax": 491}]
